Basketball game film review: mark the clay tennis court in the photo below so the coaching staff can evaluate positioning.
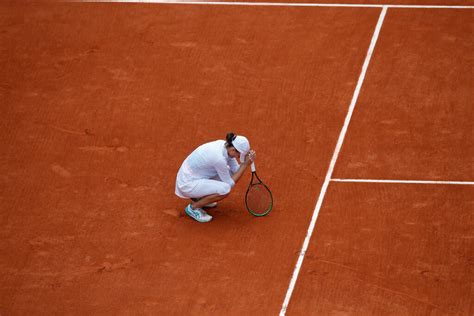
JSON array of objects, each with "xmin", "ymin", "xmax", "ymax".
[{"xmin": 1, "ymin": 0, "xmax": 472, "ymax": 315}]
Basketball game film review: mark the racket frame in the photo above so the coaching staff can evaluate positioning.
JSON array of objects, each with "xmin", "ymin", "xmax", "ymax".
[{"xmin": 245, "ymin": 165, "xmax": 273, "ymax": 217}]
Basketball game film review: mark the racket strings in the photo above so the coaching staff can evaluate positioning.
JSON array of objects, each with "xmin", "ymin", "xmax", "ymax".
[{"xmin": 246, "ymin": 184, "xmax": 272, "ymax": 213}]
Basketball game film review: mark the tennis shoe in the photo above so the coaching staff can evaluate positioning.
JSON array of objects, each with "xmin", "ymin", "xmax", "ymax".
[{"xmin": 185, "ymin": 204, "xmax": 212, "ymax": 223}]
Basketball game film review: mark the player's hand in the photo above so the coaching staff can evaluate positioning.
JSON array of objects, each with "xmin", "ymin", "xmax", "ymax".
[{"xmin": 245, "ymin": 150, "xmax": 256, "ymax": 164}]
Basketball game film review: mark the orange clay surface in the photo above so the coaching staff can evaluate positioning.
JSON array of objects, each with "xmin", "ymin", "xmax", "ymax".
[
  {"xmin": 0, "ymin": 2, "xmax": 379, "ymax": 315},
  {"xmin": 288, "ymin": 183, "xmax": 473, "ymax": 315},
  {"xmin": 334, "ymin": 9, "xmax": 474, "ymax": 182},
  {"xmin": 0, "ymin": 2, "xmax": 472, "ymax": 315}
]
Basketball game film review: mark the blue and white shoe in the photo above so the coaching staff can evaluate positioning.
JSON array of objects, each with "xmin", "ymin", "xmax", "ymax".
[{"xmin": 185, "ymin": 204, "xmax": 212, "ymax": 223}]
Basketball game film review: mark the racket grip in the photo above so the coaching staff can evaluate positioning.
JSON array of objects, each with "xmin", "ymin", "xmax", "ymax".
[{"xmin": 251, "ymin": 162, "xmax": 256, "ymax": 172}]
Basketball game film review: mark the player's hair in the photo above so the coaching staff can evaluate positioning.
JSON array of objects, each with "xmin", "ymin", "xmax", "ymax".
[{"xmin": 225, "ymin": 132, "xmax": 237, "ymax": 148}]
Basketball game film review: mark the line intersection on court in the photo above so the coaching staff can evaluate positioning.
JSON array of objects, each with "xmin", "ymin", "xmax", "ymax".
[{"xmin": 279, "ymin": 6, "xmax": 388, "ymax": 315}]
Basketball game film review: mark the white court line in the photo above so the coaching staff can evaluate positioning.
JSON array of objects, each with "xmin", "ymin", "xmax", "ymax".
[
  {"xmin": 279, "ymin": 6, "xmax": 388, "ymax": 315},
  {"xmin": 68, "ymin": 0, "xmax": 474, "ymax": 9},
  {"xmin": 332, "ymin": 178, "xmax": 474, "ymax": 185}
]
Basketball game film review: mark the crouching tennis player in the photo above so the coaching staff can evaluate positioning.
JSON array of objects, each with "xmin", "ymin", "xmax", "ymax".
[{"xmin": 175, "ymin": 132, "xmax": 256, "ymax": 222}]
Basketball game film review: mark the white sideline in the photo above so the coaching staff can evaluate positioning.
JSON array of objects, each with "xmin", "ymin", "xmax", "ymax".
[
  {"xmin": 68, "ymin": 0, "xmax": 474, "ymax": 9},
  {"xmin": 331, "ymin": 178, "xmax": 474, "ymax": 185},
  {"xmin": 279, "ymin": 6, "xmax": 388, "ymax": 315}
]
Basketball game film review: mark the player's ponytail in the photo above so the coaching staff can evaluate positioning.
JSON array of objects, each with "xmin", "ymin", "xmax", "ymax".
[{"xmin": 225, "ymin": 132, "xmax": 237, "ymax": 147}]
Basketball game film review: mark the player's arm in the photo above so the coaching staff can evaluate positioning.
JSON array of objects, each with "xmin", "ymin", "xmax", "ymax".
[
  {"xmin": 231, "ymin": 150, "xmax": 256, "ymax": 183},
  {"xmin": 215, "ymin": 159, "xmax": 236, "ymax": 188}
]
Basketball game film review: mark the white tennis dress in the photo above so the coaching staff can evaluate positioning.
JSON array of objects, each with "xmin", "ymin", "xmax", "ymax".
[{"xmin": 175, "ymin": 140, "xmax": 240, "ymax": 199}]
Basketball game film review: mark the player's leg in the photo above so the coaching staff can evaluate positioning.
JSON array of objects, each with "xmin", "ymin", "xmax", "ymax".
[
  {"xmin": 190, "ymin": 179, "xmax": 231, "ymax": 209},
  {"xmin": 191, "ymin": 193, "xmax": 227, "ymax": 209},
  {"xmin": 181, "ymin": 179, "xmax": 231, "ymax": 222}
]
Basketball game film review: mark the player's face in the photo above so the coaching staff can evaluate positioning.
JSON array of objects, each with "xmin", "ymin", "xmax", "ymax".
[{"xmin": 227, "ymin": 147, "xmax": 240, "ymax": 159}]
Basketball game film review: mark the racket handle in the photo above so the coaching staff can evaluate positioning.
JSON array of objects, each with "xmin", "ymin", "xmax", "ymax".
[{"xmin": 251, "ymin": 162, "xmax": 256, "ymax": 173}]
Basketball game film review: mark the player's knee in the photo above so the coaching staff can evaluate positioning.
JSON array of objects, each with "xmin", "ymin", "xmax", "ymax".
[{"xmin": 218, "ymin": 183, "xmax": 231, "ymax": 196}]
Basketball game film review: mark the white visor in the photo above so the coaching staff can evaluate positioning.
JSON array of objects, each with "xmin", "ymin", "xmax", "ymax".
[{"xmin": 232, "ymin": 135, "xmax": 250, "ymax": 163}]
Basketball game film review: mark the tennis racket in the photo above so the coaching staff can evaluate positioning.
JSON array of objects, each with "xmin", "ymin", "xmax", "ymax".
[{"xmin": 245, "ymin": 162, "xmax": 273, "ymax": 216}]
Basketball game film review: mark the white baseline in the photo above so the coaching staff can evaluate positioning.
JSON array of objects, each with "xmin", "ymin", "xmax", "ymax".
[
  {"xmin": 279, "ymin": 6, "xmax": 388, "ymax": 315},
  {"xmin": 68, "ymin": 0, "xmax": 474, "ymax": 9},
  {"xmin": 332, "ymin": 178, "xmax": 474, "ymax": 185}
]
